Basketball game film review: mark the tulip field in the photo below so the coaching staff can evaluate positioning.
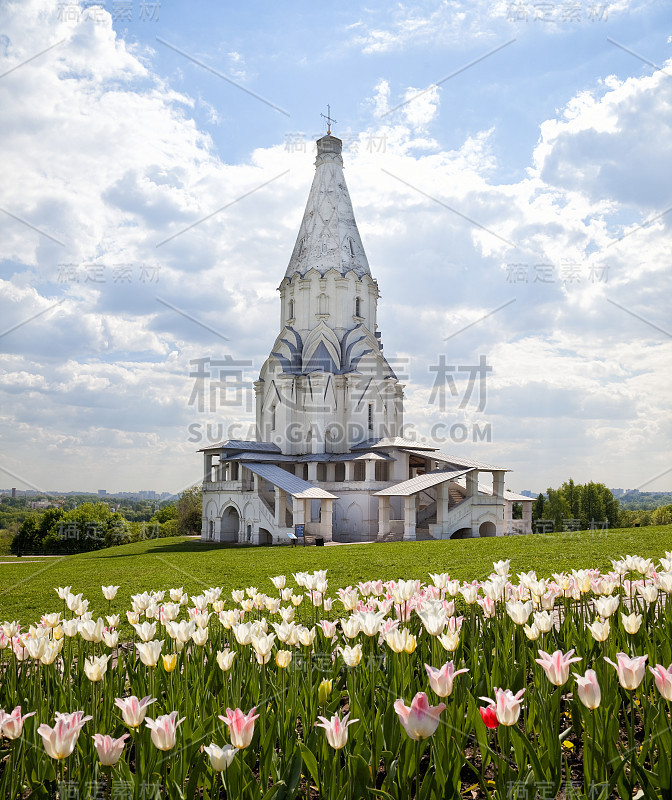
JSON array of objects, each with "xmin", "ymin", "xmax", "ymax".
[{"xmin": 2, "ymin": 550, "xmax": 672, "ymax": 799}]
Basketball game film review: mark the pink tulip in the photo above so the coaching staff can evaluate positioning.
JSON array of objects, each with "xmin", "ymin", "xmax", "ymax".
[
  {"xmin": 315, "ymin": 712, "xmax": 358, "ymax": 749},
  {"xmin": 92, "ymin": 733, "xmax": 129, "ymax": 766},
  {"xmin": 605, "ymin": 652, "xmax": 648, "ymax": 690},
  {"xmin": 424, "ymin": 661, "xmax": 469, "ymax": 698},
  {"xmin": 38, "ymin": 712, "xmax": 92, "ymax": 760},
  {"xmin": 394, "ymin": 692, "xmax": 446, "ymax": 740},
  {"xmin": 535, "ymin": 649, "xmax": 582, "ymax": 686},
  {"xmin": 649, "ymin": 663, "xmax": 672, "ymax": 701},
  {"xmin": 319, "ymin": 620, "xmax": 337, "ymax": 639},
  {"xmin": 572, "ymin": 669, "xmax": 601, "ymax": 709},
  {"xmin": 114, "ymin": 695, "xmax": 156, "ymax": 728},
  {"xmin": 480, "ymin": 688, "xmax": 525, "ymax": 726},
  {"xmin": 0, "ymin": 706, "xmax": 36, "ymax": 740},
  {"xmin": 219, "ymin": 707, "xmax": 259, "ymax": 749},
  {"xmin": 479, "ymin": 704, "xmax": 499, "ymax": 729},
  {"xmin": 145, "ymin": 711, "xmax": 185, "ymax": 751}
]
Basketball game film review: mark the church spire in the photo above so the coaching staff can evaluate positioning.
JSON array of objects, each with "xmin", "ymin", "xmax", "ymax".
[{"xmin": 284, "ymin": 130, "xmax": 371, "ymax": 280}]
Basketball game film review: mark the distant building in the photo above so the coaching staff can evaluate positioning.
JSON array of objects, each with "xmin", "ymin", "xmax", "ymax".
[
  {"xmin": 199, "ymin": 132, "xmax": 532, "ymax": 544},
  {"xmin": 98, "ymin": 489, "xmax": 107, "ymax": 497}
]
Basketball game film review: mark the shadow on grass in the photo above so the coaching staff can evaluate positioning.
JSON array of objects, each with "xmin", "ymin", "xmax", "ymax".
[{"xmin": 95, "ymin": 539, "xmax": 274, "ymax": 558}]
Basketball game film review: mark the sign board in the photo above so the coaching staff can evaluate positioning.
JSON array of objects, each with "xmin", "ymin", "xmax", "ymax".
[{"xmin": 294, "ymin": 524, "xmax": 305, "ymax": 538}]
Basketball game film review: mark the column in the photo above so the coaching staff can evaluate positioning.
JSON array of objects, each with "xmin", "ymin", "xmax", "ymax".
[
  {"xmin": 326, "ymin": 463, "xmax": 336, "ymax": 482},
  {"xmin": 203, "ymin": 453, "xmax": 213, "ymax": 483},
  {"xmin": 307, "ymin": 462, "xmax": 318, "ymax": 482},
  {"xmin": 274, "ymin": 487, "xmax": 286, "ymax": 528},
  {"xmin": 522, "ymin": 501, "xmax": 533, "ymax": 535},
  {"xmin": 492, "ymin": 470, "xmax": 505, "ymax": 499},
  {"xmin": 344, "ymin": 461, "xmax": 354, "ymax": 482},
  {"xmin": 378, "ymin": 496, "xmax": 391, "ymax": 538},
  {"xmin": 436, "ymin": 482, "xmax": 449, "ymax": 529},
  {"xmin": 365, "ymin": 458, "xmax": 376, "ymax": 483},
  {"xmin": 466, "ymin": 470, "xmax": 478, "ymax": 497},
  {"xmin": 292, "ymin": 497, "xmax": 306, "ymax": 526},
  {"xmin": 320, "ymin": 498, "xmax": 333, "ymax": 541},
  {"xmin": 403, "ymin": 495, "xmax": 417, "ymax": 541}
]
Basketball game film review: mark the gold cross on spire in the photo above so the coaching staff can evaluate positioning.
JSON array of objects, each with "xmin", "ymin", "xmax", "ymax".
[{"xmin": 320, "ymin": 105, "xmax": 337, "ymax": 135}]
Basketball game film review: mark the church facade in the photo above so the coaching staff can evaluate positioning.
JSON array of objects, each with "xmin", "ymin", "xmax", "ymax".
[{"xmin": 200, "ymin": 133, "xmax": 532, "ymax": 544}]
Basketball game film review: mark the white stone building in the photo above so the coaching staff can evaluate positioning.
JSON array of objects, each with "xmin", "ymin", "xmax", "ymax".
[{"xmin": 200, "ymin": 133, "xmax": 532, "ymax": 544}]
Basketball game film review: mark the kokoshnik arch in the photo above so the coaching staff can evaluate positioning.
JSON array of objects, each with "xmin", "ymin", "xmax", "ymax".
[{"xmin": 199, "ymin": 131, "xmax": 532, "ymax": 544}]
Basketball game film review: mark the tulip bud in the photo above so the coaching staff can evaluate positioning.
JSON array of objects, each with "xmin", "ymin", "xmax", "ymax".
[
  {"xmin": 318, "ymin": 678, "xmax": 333, "ymax": 705},
  {"xmin": 275, "ymin": 650, "xmax": 292, "ymax": 669},
  {"xmin": 573, "ymin": 669, "xmax": 601, "ymax": 709}
]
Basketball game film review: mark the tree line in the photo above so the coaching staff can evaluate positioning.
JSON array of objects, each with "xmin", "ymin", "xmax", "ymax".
[
  {"xmin": 9, "ymin": 487, "xmax": 202, "ymax": 555},
  {"xmin": 532, "ymin": 479, "xmax": 671, "ymax": 532}
]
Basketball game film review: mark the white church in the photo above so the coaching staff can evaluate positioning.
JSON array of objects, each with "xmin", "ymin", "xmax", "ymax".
[{"xmin": 200, "ymin": 130, "xmax": 532, "ymax": 545}]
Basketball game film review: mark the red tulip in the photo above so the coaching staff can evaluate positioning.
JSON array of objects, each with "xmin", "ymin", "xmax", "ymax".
[{"xmin": 479, "ymin": 704, "xmax": 499, "ymax": 729}]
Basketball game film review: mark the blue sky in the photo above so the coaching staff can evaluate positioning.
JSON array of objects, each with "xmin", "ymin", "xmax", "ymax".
[{"xmin": 0, "ymin": 0, "xmax": 670, "ymax": 495}]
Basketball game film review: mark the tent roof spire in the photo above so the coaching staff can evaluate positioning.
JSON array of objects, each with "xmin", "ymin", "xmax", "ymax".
[{"xmin": 284, "ymin": 122, "xmax": 371, "ymax": 281}]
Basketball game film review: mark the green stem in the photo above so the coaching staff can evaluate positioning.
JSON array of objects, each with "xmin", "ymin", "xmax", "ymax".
[
  {"xmin": 590, "ymin": 708, "xmax": 596, "ymax": 788},
  {"xmin": 415, "ymin": 739, "xmax": 420, "ymax": 799},
  {"xmin": 630, "ymin": 693, "xmax": 636, "ymax": 799}
]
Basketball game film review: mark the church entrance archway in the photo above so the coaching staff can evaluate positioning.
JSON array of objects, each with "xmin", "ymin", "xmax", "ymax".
[
  {"xmin": 479, "ymin": 521, "xmax": 496, "ymax": 537},
  {"xmin": 220, "ymin": 506, "xmax": 240, "ymax": 542},
  {"xmin": 259, "ymin": 528, "xmax": 272, "ymax": 545}
]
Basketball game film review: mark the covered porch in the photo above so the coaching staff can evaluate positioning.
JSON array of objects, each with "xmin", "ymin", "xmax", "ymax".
[
  {"xmin": 243, "ymin": 462, "xmax": 338, "ymax": 542},
  {"xmin": 375, "ymin": 469, "xmax": 469, "ymax": 541}
]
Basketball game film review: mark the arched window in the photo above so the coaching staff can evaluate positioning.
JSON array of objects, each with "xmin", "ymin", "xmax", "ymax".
[
  {"xmin": 270, "ymin": 404, "xmax": 276, "ymax": 431},
  {"xmin": 349, "ymin": 238, "xmax": 356, "ymax": 257},
  {"xmin": 355, "ymin": 297, "xmax": 361, "ymax": 317},
  {"xmin": 288, "ymin": 299, "xmax": 295, "ymax": 320},
  {"xmin": 318, "ymin": 293, "xmax": 328, "ymax": 314}
]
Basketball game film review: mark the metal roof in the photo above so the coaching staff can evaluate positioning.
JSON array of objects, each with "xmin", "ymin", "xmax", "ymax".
[
  {"xmin": 244, "ymin": 463, "xmax": 338, "ymax": 500},
  {"xmin": 198, "ymin": 440, "xmax": 281, "ymax": 453},
  {"xmin": 375, "ymin": 469, "xmax": 469, "ymax": 497},
  {"xmin": 402, "ymin": 448, "xmax": 509, "ymax": 472},
  {"xmin": 352, "ymin": 437, "xmax": 438, "ymax": 451},
  {"xmin": 234, "ymin": 452, "xmax": 294, "ymax": 462},
  {"xmin": 504, "ymin": 490, "xmax": 534, "ymax": 502}
]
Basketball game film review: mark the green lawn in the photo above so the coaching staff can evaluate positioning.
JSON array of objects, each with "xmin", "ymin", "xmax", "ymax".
[{"xmin": 1, "ymin": 525, "xmax": 671, "ymax": 626}]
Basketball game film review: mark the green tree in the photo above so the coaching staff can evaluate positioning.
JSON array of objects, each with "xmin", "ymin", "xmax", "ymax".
[
  {"xmin": 177, "ymin": 487, "xmax": 202, "ymax": 535},
  {"xmin": 533, "ymin": 493, "xmax": 545, "ymax": 522},
  {"xmin": 580, "ymin": 483, "xmax": 606, "ymax": 530},
  {"xmin": 43, "ymin": 502, "xmax": 126, "ymax": 553},
  {"xmin": 151, "ymin": 504, "xmax": 178, "ymax": 524},
  {"xmin": 545, "ymin": 488, "xmax": 571, "ymax": 532},
  {"xmin": 651, "ymin": 506, "xmax": 671, "ymax": 526},
  {"xmin": 596, "ymin": 484, "xmax": 619, "ymax": 528},
  {"xmin": 562, "ymin": 478, "xmax": 581, "ymax": 519},
  {"xmin": 10, "ymin": 516, "xmax": 38, "ymax": 554}
]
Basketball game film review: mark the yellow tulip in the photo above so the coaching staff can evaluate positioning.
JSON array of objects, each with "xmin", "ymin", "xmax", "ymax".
[
  {"xmin": 162, "ymin": 654, "xmax": 177, "ymax": 673},
  {"xmin": 275, "ymin": 650, "xmax": 292, "ymax": 669}
]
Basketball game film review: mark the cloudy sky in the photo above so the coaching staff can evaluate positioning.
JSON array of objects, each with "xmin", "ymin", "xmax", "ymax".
[{"xmin": 1, "ymin": 0, "xmax": 670, "ymax": 496}]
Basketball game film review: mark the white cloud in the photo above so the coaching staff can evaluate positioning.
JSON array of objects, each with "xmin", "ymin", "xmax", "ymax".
[{"xmin": 0, "ymin": 0, "xmax": 669, "ymax": 493}]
